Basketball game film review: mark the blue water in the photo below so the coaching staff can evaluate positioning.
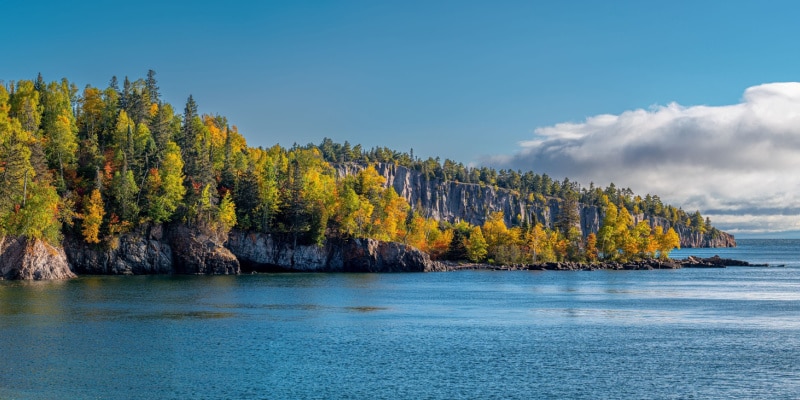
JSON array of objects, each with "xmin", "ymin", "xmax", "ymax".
[{"xmin": 1, "ymin": 240, "xmax": 799, "ymax": 399}]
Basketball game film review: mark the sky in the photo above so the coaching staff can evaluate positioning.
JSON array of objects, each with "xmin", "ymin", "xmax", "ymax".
[{"xmin": 3, "ymin": 0, "xmax": 800, "ymax": 237}]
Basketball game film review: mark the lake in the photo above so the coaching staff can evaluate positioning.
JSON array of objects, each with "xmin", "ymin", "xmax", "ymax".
[{"xmin": 1, "ymin": 239, "xmax": 799, "ymax": 399}]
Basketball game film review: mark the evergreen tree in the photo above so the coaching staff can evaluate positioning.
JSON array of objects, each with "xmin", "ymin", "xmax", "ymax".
[{"xmin": 145, "ymin": 69, "xmax": 159, "ymax": 104}]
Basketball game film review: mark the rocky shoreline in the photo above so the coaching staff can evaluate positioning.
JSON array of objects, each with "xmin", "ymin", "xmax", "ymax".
[
  {"xmin": 441, "ymin": 255, "xmax": 775, "ymax": 272},
  {"xmin": 0, "ymin": 224, "xmax": 766, "ymax": 281}
]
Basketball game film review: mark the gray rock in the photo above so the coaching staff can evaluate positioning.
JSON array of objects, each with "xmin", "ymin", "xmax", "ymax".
[
  {"xmin": 0, "ymin": 236, "xmax": 75, "ymax": 280},
  {"xmin": 168, "ymin": 225, "xmax": 240, "ymax": 275},
  {"xmin": 65, "ymin": 225, "xmax": 172, "ymax": 275},
  {"xmin": 64, "ymin": 224, "xmax": 239, "ymax": 276},
  {"xmin": 226, "ymin": 230, "xmax": 443, "ymax": 272}
]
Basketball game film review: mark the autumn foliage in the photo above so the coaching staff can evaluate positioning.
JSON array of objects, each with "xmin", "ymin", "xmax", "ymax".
[{"xmin": 0, "ymin": 71, "xmax": 687, "ymax": 262}]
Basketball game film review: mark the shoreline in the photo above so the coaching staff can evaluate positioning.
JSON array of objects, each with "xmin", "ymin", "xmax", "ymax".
[{"xmin": 437, "ymin": 255, "xmax": 774, "ymax": 272}]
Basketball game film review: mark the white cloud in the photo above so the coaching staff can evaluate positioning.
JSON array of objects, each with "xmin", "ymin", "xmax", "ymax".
[{"xmin": 490, "ymin": 82, "xmax": 800, "ymax": 236}]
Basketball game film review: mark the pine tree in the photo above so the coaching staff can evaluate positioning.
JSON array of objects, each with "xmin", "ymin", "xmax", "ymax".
[
  {"xmin": 555, "ymin": 192, "xmax": 580, "ymax": 236},
  {"xmin": 145, "ymin": 69, "xmax": 159, "ymax": 105}
]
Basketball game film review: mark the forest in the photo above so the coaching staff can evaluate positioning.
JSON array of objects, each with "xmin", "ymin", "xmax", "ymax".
[{"xmin": 0, "ymin": 71, "xmax": 711, "ymax": 265}]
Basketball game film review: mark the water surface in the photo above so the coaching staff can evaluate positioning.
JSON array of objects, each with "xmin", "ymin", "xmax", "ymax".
[{"xmin": 1, "ymin": 240, "xmax": 799, "ymax": 399}]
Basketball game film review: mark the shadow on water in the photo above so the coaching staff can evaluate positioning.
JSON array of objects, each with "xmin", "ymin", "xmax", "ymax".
[
  {"xmin": 133, "ymin": 311, "xmax": 237, "ymax": 320},
  {"xmin": 344, "ymin": 306, "xmax": 389, "ymax": 313}
]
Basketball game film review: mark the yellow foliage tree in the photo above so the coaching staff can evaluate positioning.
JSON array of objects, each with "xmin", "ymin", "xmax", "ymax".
[
  {"xmin": 585, "ymin": 233, "xmax": 598, "ymax": 262},
  {"xmin": 658, "ymin": 227, "xmax": 681, "ymax": 259},
  {"xmin": 465, "ymin": 226, "xmax": 488, "ymax": 262},
  {"xmin": 82, "ymin": 189, "xmax": 104, "ymax": 244},
  {"xmin": 218, "ymin": 191, "xmax": 237, "ymax": 236},
  {"xmin": 428, "ymin": 226, "xmax": 453, "ymax": 260},
  {"xmin": 482, "ymin": 211, "xmax": 508, "ymax": 255},
  {"xmin": 356, "ymin": 165, "xmax": 385, "ymax": 201},
  {"xmin": 523, "ymin": 223, "xmax": 548, "ymax": 263},
  {"xmin": 374, "ymin": 187, "xmax": 409, "ymax": 242},
  {"xmin": 405, "ymin": 213, "xmax": 432, "ymax": 251},
  {"xmin": 634, "ymin": 221, "xmax": 653, "ymax": 258}
]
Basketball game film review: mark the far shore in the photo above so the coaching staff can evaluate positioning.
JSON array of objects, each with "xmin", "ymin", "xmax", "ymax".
[{"xmin": 437, "ymin": 255, "xmax": 775, "ymax": 272}]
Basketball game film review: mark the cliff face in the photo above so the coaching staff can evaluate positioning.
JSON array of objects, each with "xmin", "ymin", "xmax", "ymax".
[
  {"xmin": 0, "ymin": 236, "xmax": 75, "ymax": 280},
  {"xmin": 64, "ymin": 224, "xmax": 239, "ymax": 275},
  {"xmin": 226, "ymin": 229, "xmax": 444, "ymax": 272},
  {"xmin": 649, "ymin": 217, "xmax": 736, "ymax": 248},
  {"xmin": 59, "ymin": 224, "xmax": 439, "ymax": 278},
  {"xmin": 336, "ymin": 163, "xmax": 735, "ymax": 248}
]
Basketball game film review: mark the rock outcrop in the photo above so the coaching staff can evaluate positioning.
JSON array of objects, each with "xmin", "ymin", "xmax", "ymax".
[
  {"xmin": 65, "ymin": 225, "xmax": 172, "ymax": 275},
  {"xmin": 64, "ymin": 224, "xmax": 239, "ymax": 276},
  {"xmin": 672, "ymin": 224, "xmax": 736, "ymax": 248},
  {"xmin": 335, "ymin": 162, "xmax": 735, "ymax": 248},
  {"xmin": 226, "ymin": 230, "xmax": 444, "ymax": 272},
  {"xmin": 168, "ymin": 225, "xmax": 239, "ymax": 274},
  {"xmin": 0, "ymin": 236, "xmax": 75, "ymax": 280},
  {"xmin": 680, "ymin": 255, "xmax": 767, "ymax": 268}
]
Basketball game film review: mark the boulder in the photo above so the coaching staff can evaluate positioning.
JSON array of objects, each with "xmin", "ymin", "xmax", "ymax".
[{"xmin": 0, "ymin": 236, "xmax": 75, "ymax": 280}]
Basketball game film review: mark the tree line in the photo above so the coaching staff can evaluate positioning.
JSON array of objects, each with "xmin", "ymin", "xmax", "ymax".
[{"xmin": 0, "ymin": 71, "xmax": 689, "ymax": 263}]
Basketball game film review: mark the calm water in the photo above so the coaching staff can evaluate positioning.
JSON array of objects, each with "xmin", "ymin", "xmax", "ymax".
[{"xmin": 1, "ymin": 239, "xmax": 799, "ymax": 399}]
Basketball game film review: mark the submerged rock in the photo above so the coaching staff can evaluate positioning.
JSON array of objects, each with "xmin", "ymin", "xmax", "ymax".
[{"xmin": 0, "ymin": 236, "xmax": 75, "ymax": 280}]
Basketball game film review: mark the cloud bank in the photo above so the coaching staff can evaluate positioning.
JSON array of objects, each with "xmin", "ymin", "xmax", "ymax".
[{"xmin": 491, "ymin": 82, "xmax": 800, "ymax": 235}]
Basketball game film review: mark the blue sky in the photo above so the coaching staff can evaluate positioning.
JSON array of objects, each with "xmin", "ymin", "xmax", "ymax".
[{"xmin": 4, "ymin": 1, "xmax": 800, "ymax": 236}]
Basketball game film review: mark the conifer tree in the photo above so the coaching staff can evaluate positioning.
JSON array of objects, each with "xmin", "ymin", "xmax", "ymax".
[{"xmin": 145, "ymin": 69, "xmax": 159, "ymax": 105}]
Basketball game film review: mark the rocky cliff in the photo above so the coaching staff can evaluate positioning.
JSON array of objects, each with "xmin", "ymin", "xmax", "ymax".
[
  {"xmin": 226, "ymin": 229, "xmax": 444, "ymax": 272},
  {"xmin": 648, "ymin": 217, "xmax": 736, "ymax": 248},
  {"xmin": 58, "ymin": 224, "xmax": 439, "ymax": 278},
  {"xmin": 64, "ymin": 224, "xmax": 239, "ymax": 275},
  {"xmin": 336, "ymin": 162, "xmax": 735, "ymax": 248},
  {"xmin": 0, "ymin": 236, "xmax": 75, "ymax": 280}
]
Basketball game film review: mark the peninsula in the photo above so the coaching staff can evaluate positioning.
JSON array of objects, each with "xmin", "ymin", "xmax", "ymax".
[{"xmin": 0, "ymin": 72, "xmax": 734, "ymax": 280}]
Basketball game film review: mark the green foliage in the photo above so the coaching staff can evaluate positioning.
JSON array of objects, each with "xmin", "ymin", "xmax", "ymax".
[
  {"xmin": 465, "ymin": 226, "xmax": 488, "ymax": 263},
  {"xmin": 109, "ymin": 168, "xmax": 140, "ymax": 229},
  {"xmin": 3, "ymin": 181, "xmax": 61, "ymax": 243},
  {"xmin": 217, "ymin": 191, "xmax": 237, "ymax": 236},
  {"xmin": 0, "ymin": 71, "xmax": 715, "ymax": 257},
  {"xmin": 145, "ymin": 141, "xmax": 185, "ymax": 223}
]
